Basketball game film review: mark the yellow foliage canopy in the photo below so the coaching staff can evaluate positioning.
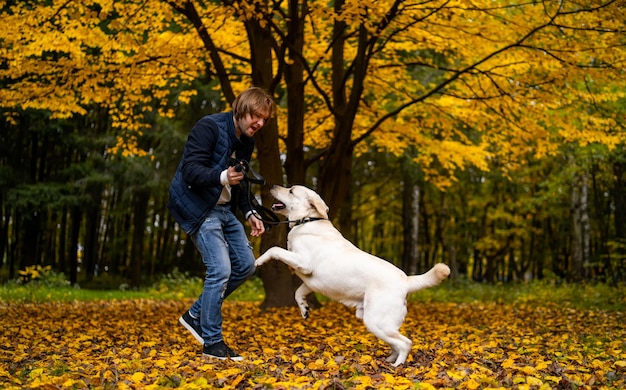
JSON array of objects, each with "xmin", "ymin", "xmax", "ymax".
[
  {"xmin": 1, "ymin": 0, "xmax": 625, "ymax": 177},
  {"xmin": 355, "ymin": 0, "xmax": 626, "ymax": 182},
  {"xmin": 1, "ymin": 299, "xmax": 625, "ymax": 389}
]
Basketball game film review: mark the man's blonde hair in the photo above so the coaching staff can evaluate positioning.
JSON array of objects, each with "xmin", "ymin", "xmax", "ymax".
[{"xmin": 232, "ymin": 87, "xmax": 276, "ymax": 121}]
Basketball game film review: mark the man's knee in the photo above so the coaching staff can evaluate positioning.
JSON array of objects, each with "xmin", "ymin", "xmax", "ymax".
[{"xmin": 239, "ymin": 258, "xmax": 256, "ymax": 279}]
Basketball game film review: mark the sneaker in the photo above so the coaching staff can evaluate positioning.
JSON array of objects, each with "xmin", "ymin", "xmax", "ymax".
[
  {"xmin": 203, "ymin": 341, "xmax": 244, "ymax": 361},
  {"xmin": 179, "ymin": 311, "xmax": 203, "ymax": 344}
]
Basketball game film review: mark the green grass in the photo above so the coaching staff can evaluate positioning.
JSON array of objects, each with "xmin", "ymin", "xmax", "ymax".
[
  {"xmin": 0, "ymin": 283, "xmax": 171, "ymax": 302},
  {"xmin": 0, "ymin": 270, "xmax": 263, "ymax": 303},
  {"xmin": 410, "ymin": 278, "xmax": 626, "ymax": 311},
  {"xmin": 2, "ymin": 270, "xmax": 625, "ymax": 311}
]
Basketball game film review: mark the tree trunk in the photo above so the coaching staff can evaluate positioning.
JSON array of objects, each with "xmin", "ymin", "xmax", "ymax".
[
  {"xmin": 20, "ymin": 211, "xmax": 41, "ymax": 270},
  {"xmin": 421, "ymin": 194, "xmax": 432, "ymax": 272},
  {"xmin": 57, "ymin": 209, "xmax": 67, "ymax": 276},
  {"xmin": 319, "ymin": 0, "xmax": 369, "ymax": 225},
  {"xmin": 130, "ymin": 189, "xmax": 150, "ymax": 288},
  {"xmin": 69, "ymin": 206, "xmax": 81, "ymax": 285},
  {"xmin": 570, "ymin": 169, "xmax": 589, "ymax": 282},
  {"xmin": 402, "ymin": 180, "xmax": 420, "ymax": 275},
  {"xmin": 283, "ymin": 0, "xmax": 307, "ymax": 185},
  {"xmin": 179, "ymin": 234, "xmax": 198, "ymax": 274},
  {"xmin": 83, "ymin": 181, "xmax": 103, "ymax": 281},
  {"xmin": 0, "ymin": 201, "xmax": 10, "ymax": 278},
  {"xmin": 613, "ymin": 161, "xmax": 625, "ymax": 280},
  {"xmin": 247, "ymin": 18, "xmax": 300, "ymax": 308}
]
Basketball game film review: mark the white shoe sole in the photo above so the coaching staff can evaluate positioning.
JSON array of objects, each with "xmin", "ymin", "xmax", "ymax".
[{"xmin": 202, "ymin": 353, "xmax": 244, "ymax": 361}]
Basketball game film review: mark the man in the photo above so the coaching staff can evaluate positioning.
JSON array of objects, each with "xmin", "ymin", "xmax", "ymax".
[{"xmin": 168, "ymin": 86, "xmax": 275, "ymax": 360}]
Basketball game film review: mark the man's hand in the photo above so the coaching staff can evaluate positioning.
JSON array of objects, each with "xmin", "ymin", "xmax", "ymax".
[
  {"xmin": 226, "ymin": 166, "xmax": 245, "ymax": 185},
  {"xmin": 248, "ymin": 214, "xmax": 265, "ymax": 237}
]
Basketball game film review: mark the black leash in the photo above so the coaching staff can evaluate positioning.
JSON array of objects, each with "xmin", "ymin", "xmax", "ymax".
[
  {"xmin": 286, "ymin": 217, "xmax": 327, "ymax": 227},
  {"xmin": 230, "ymin": 158, "xmax": 281, "ymax": 231},
  {"xmin": 229, "ymin": 158, "xmax": 266, "ymax": 185},
  {"xmin": 231, "ymin": 158, "xmax": 327, "ymax": 230}
]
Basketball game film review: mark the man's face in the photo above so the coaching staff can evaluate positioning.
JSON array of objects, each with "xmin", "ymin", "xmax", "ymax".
[{"xmin": 236, "ymin": 109, "xmax": 270, "ymax": 137}]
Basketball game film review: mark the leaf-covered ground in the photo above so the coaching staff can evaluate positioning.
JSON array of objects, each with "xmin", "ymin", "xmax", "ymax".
[{"xmin": 1, "ymin": 298, "xmax": 625, "ymax": 389}]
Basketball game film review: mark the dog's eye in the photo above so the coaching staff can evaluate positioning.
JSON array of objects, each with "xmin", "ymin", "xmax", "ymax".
[{"xmin": 289, "ymin": 188, "xmax": 294, "ymax": 194}]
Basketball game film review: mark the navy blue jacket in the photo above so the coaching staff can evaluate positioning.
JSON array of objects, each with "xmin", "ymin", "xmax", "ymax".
[{"xmin": 168, "ymin": 112, "xmax": 255, "ymax": 234}]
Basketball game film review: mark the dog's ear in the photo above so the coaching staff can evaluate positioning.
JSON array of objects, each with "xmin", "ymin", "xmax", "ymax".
[{"xmin": 309, "ymin": 196, "xmax": 329, "ymax": 219}]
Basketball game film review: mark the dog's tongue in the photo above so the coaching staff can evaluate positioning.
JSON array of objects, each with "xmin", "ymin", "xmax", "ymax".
[{"xmin": 272, "ymin": 202, "xmax": 286, "ymax": 211}]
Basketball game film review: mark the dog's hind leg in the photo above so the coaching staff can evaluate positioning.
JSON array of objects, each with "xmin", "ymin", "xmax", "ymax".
[
  {"xmin": 382, "ymin": 331, "xmax": 414, "ymax": 365},
  {"xmin": 295, "ymin": 283, "xmax": 313, "ymax": 319},
  {"xmin": 386, "ymin": 348, "xmax": 399, "ymax": 365},
  {"xmin": 369, "ymin": 326, "xmax": 412, "ymax": 366},
  {"xmin": 362, "ymin": 297, "xmax": 412, "ymax": 366}
]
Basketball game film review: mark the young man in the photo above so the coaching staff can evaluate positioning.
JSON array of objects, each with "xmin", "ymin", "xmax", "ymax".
[{"xmin": 168, "ymin": 86, "xmax": 275, "ymax": 360}]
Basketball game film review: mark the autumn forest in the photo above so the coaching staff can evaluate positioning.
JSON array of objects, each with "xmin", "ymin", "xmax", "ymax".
[
  {"xmin": 1, "ymin": 0, "xmax": 626, "ymax": 297},
  {"xmin": 2, "ymin": 0, "xmax": 626, "ymax": 389}
]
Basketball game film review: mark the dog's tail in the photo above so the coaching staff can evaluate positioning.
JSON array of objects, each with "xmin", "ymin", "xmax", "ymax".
[{"xmin": 407, "ymin": 263, "xmax": 450, "ymax": 293}]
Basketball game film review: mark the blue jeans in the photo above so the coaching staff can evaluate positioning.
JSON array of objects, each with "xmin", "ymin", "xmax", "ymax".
[{"xmin": 188, "ymin": 205, "xmax": 256, "ymax": 345}]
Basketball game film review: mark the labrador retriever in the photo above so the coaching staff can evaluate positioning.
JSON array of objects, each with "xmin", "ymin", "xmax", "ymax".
[{"xmin": 254, "ymin": 185, "xmax": 450, "ymax": 366}]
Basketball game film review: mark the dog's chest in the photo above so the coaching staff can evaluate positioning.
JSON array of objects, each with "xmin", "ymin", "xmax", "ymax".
[
  {"xmin": 286, "ymin": 234, "xmax": 306, "ymax": 253},
  {"xmin": 286, "ymin": 233, "xmax": 301, "ymax": 251}
]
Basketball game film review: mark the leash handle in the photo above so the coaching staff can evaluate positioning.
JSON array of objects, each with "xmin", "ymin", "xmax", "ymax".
[{"xmin": 229, "ymin": 158, "xmax": 265, "ymax": 185}]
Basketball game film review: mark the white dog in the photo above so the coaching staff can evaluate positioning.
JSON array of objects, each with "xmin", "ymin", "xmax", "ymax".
[{"xmin": 255, "ymin": 185, "xmax": 450, "ymax": 366}]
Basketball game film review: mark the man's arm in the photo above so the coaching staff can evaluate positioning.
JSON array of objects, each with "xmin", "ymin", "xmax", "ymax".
[{"xmin": 181, "ymin": 118, "xmax": 222, "ymax": 188}]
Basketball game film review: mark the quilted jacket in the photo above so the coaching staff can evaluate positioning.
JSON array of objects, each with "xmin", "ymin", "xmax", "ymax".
[{"xmin": 167, "ymin": 112, "xmax": 255, "ymax": 234}]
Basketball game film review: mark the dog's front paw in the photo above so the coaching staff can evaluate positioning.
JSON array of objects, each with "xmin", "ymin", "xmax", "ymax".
[
  {"xmin": 296, "ymin": 265, "xmax": 313, "ymax": 275},
  {"xmin": 433, "ymin": 263, "xmax": 451, "ymax": 281},
  {"xmin": 300, "ymin": 306, "xmax": 310, "ymax": 319},
  {"xmin": 254, "ymin": 256, "xmax": 269, "ymax": 268}
]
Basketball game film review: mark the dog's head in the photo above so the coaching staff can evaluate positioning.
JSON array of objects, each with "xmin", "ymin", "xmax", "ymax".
[{"xmin": 270, "ymin": 185, "xmax": 329, "ymax": 220}]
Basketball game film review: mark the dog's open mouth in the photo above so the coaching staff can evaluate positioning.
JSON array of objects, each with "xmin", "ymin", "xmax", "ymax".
[{"xmin": 272, "ymin": 202, "xmax": 286, "ymax": 211}]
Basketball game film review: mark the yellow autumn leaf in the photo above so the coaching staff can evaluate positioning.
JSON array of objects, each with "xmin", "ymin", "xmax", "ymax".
[
  {"xmin": 447, "ymin": 369, "xmax": 466, "ymax": 380},
  {"xmin": 526, "ymin": 376, "xmax": 544, "ymax": 386},
  {"xmin": 545, "ymin": 375, "xmax": 562, "ymax": 383},
  {"xmin": 28, "ymin": 368, "xmax": 45, "ymax": 378},
  {"xmin": 357, "ymin": 376, "xmax": 374, "ymax": 388},
  {"xmin": 2, "ymin": 299, "xmax": 625, "ymax": 389},
  {"xmin": 513, "ymin": 376, "xmax": 526, "ymax": 384},
  {"xmin": 198, "ymin": 363, "xmax": 213, "ymax": 372},
  {"xmin": 192, "ymin": 377, "xmax": 209, "ymax": 387},
  {"xmin": 116, "ymin": 382, "xmax": 131, "ymax": 390},
  {"xmin": 465, "ymin": 378, "xmax": 481, "ymax": 390},
  {"xmin": 215, "ymin": 367, "xmax": 241, "ymax": 379},
  {"xmin": 359, "ymin": 355, "xmax": 374, "ymax": 365},
  {"xmin": 131, "ymin": 371, "xmax": 145, "ymax": 382},
  {"xmin": 308, "ymin": 358, "xmax": 325, "ymax": 369},
  {"xmin": 231, "ymin": 374, "xmax": 244, "ymax": 387},
  {"xmin": 502, "ymin": 358, "xmax": 516, "ymax": 368}
]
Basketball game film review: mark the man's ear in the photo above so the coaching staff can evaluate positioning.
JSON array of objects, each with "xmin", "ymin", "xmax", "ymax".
[{"xmin": 310, "ymin": 196, "xmax": 329, "ymax": 219}]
